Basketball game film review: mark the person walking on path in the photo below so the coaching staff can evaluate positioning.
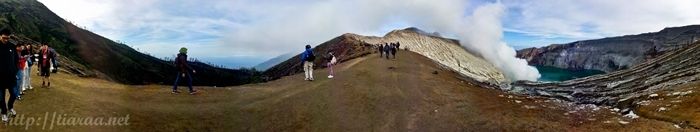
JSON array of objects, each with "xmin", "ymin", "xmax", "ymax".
[
  {"xmin": 378, "ymin": 44, "xmax": 384, "ymax": 58},
  {"xmin": 383, "ymin": 43, "xmax": 391, "ymax": 59},
  {"xmin": 172, "ymin": 47, "xmax": 197, "ymax": 95},
  {"xmin": 326, "ymin": 52, "xmax": 337, "ymax": 79}
]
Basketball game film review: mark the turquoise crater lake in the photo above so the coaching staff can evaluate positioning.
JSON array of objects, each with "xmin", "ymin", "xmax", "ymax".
[{"xmin": 535, "ymin": 66, "xmax": 605, "ymax": 82}]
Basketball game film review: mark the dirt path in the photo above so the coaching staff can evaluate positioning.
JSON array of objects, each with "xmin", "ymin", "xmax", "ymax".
[{"xmin": 0, "ymin": 52, "xmax": 689, "ymax": 131}]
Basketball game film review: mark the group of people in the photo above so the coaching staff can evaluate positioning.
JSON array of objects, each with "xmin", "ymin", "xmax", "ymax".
[
  {"xmin": 378, "ymin": 42, "xmax": 400, "ymax": 59},
  {"xmin": 0, "ymin": 28, "xmax": 58, "ymax": 123},
  {"xmin": 300, "ymin": 45, "xmax": 337, "ymax": 81}
]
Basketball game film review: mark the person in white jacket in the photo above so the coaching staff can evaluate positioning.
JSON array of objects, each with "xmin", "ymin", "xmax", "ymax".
[{"xmin": 326, "ymin": 52, "xmax": 337, "ymax": 79}]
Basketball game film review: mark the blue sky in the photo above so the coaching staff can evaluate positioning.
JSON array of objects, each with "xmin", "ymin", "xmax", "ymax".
[{"xmin": 38, "ymin": 0, "xmax": 700, "ymax": 68}]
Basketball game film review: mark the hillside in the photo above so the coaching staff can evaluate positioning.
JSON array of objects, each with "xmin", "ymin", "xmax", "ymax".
[
  {"xmin": 517, "ymin": 25, "xmax": 700, "ymax": 72},
  {"xmin": 0, "ymin": 0, "xmax": 258, "ymax": 86},
  {"xmin": 0, "ymin": 52, "xmax": 688, "ymax": 131},
  {"xmin": 265, "ymin": 27, "xmax": 507, "ymax": 87},
  {"xmin": 513, "ymin": 40, "xmax": 700, "ymax": 114}
]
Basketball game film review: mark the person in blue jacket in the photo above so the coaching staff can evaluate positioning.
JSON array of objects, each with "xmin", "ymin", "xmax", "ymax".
[{"xmin": 301, "ymin": 45, "xmax": 315, "ymax": 81}]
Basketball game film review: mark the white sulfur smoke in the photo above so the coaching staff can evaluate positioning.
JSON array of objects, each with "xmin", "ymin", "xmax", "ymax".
[
  {"xmin": 460, "ymin": 3, "xmax": 541, "ymax": 81},
  {"xmin": 216, "ymin": 0, "xmax": 540, "ymax": 81}
]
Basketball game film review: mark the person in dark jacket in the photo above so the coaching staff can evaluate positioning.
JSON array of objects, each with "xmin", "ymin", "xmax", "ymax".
[
  {"xmin": 378, "ymin": 44, "xmax": 384, "ymax": 57},
  {"xmin": 390, "ymin": 43, "xmax": 397, "ymax": 59},
  {"xmin": 0, "ymin": 28, "xmax": 18, "ymax": 122},
  {"xmin": 383, "ymin": 43, "xmax": 390, "ymax": 59},
  {"xmin": 301, "ymin": 45, "xmax": 315, "ymax": 81},
  {"xmin": 396, "ymin": 42, "xmax": 401, "ymax": 51},
  {"xmin": 172, "ymin": 47, "xmax": 197, "ymax": 95},
  {"xmin": 38, "ymin": 43, "xmax": 55, "ymax": 88}
]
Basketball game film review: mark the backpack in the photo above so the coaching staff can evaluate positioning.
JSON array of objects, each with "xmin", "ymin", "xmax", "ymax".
[
  {"xmin": 306, "ymin": 53, "xmax": 316, "ymax": 62},
  {"xmin": 330, "ymin": 56, "xmax": 337, "ymax": 64}
]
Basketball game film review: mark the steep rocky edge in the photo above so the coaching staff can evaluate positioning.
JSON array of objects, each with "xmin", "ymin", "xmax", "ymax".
[
  {"xmin": 512, "ymin": 41, "xmax": 700, "ymax": 110},
  {"xmin": 517, "ymin": 25, "xmax": 700, "ymax": 72},
  {"xmin": 264, "ymin": 27, "xmax": 507, "ymax": 87}
]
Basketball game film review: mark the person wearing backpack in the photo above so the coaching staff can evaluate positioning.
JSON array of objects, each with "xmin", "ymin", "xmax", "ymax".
[
  {"xmin": 301, "ymin": 45, "xmax": 315, "ymax": 81},
  {"xmin": 172, "ymin": 47, "xmax": 197, "ymax": 95},
  {"xmin": 326, "ymin": 52, "xmax": 337, "ymax": 79}
]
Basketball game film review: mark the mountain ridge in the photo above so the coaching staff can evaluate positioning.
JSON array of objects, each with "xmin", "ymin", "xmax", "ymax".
[
  {"xmin": 264, "ymin": 27, "xmax": 507, "ymax": 87},
  {"xmin": 517, "ymin": 25, "xmax": 700, "ymax": 72}
]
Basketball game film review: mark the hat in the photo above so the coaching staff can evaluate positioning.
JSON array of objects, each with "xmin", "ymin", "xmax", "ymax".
[
  {"xmin": 0, "ymin": 28, "xmax": 10, "ymax": 36},
  {"xmin": 179, "ymin": 47, "xmax": 188, "ymax": 54}
]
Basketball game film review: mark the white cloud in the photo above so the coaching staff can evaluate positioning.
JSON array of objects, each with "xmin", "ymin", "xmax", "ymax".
[
  {"xmin": 502, "ymin": 0, "xmax": 700, "ymax": 40},
  {"xmin": 39, "ymin": 0, "xmax": 542, "ymax": 80}
]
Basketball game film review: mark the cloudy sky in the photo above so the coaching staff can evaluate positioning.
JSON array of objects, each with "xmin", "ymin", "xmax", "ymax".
[{"xmin": 38, "ymin": 0, "xmax": 700, "ymax": 68}]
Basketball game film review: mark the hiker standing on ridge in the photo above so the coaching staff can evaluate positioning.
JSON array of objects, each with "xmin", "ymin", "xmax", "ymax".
[
  {"xmin": 301, "ymin": 45, "xmax": 315, "ymax": 81},
  {"xmin": 378, "ymin": 44, "xmax": 384, "ymax": 57},
  {"xmin": 396, "ymin": 42, "xmax": 400, "ymax": 50},
  {"xmin": 38, "ymin": 43, "xmax": 56, "ymax": 88},
  {"xmin": 390, "ymin": 43, "xmax": 397, "ymax": 59},
  {"xmin": 0, "ymin": 28, "xmax": 19, "ymax": 123},
  {"xmin": 23, "ymin": 44, "xmax": 34, "ymax": 91},
  {"xmin": 172, "ymin": 47, "xmax": 197, "ymax": 95},
  {"xmin": 383, "ymin": 43, "xmax": 391, "ymax": 59},
  {"xmin": 326, "ymin": 51, "xmax": 337, "ymax": 79}
]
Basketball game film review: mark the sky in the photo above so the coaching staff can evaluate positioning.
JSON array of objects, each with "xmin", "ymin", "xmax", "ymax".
[{"xmin": 38, "ymin": 0, "xmax": 700, "ymax": 69}]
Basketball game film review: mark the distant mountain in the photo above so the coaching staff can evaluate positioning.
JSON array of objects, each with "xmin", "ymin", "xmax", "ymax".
[
  {"xmin": 264, "ymin": 27, "xmax": 507, "ymax": 87},
  {"xmin": 254, "ymin": 53, "xmax": 295, "ymax": 71},
  {"xmin": 0, "ymin": 0, "xmax": 260, "ymax": 86},
  {"xmin": 517, "ymin": 25, "xmax": 700, "ymax": 72}
]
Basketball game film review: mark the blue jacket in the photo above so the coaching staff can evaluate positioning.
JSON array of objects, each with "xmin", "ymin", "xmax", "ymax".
[{"xmin": 300, "ymin": 48, "xmax": 313, "ymax": 62}]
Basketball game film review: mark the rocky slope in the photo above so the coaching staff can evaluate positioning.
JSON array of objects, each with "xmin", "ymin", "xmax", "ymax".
[
  {"xmin": 517, "ymin": 25, "xmax": 700, "ymax": 72},
  {"xmin": 264, "ymin": 27, "xmax": 507, "ymax": 86},
  {"xmin": 350, "ymin": 27, "xmax": 507, "ymax": 86},
  {"xmin": 263, "ymin": 34, "xmax": 376, "ymax": 81},
  {"xmin": 512, "ymin": 41, "xmax": 700, "ymax": 111}
]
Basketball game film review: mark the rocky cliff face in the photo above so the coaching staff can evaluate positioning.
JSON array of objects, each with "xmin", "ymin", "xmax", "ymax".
[
  {"xmin": 264, "ymin": 27, "xmax": 507, "ymax": 86},
  {"xmin": 512, "ymin": 41, "xmax": 700, "ymax": 109},
  {"xmin": 351, "ymin": 27, "xmax": 507, "ymax": 85},
  {"xmin": 517, "ymin": 25, "xmax": 700, "ymax": 72}
]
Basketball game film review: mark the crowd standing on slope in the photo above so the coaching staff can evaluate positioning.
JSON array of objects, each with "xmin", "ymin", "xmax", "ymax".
[
  {"xmin": 378, "ymin": 42, "xmax": 400, "ymax": 60},
  {"xmin": 0, "ymin": 28, "xmax": 59, "ymax": 123}
]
